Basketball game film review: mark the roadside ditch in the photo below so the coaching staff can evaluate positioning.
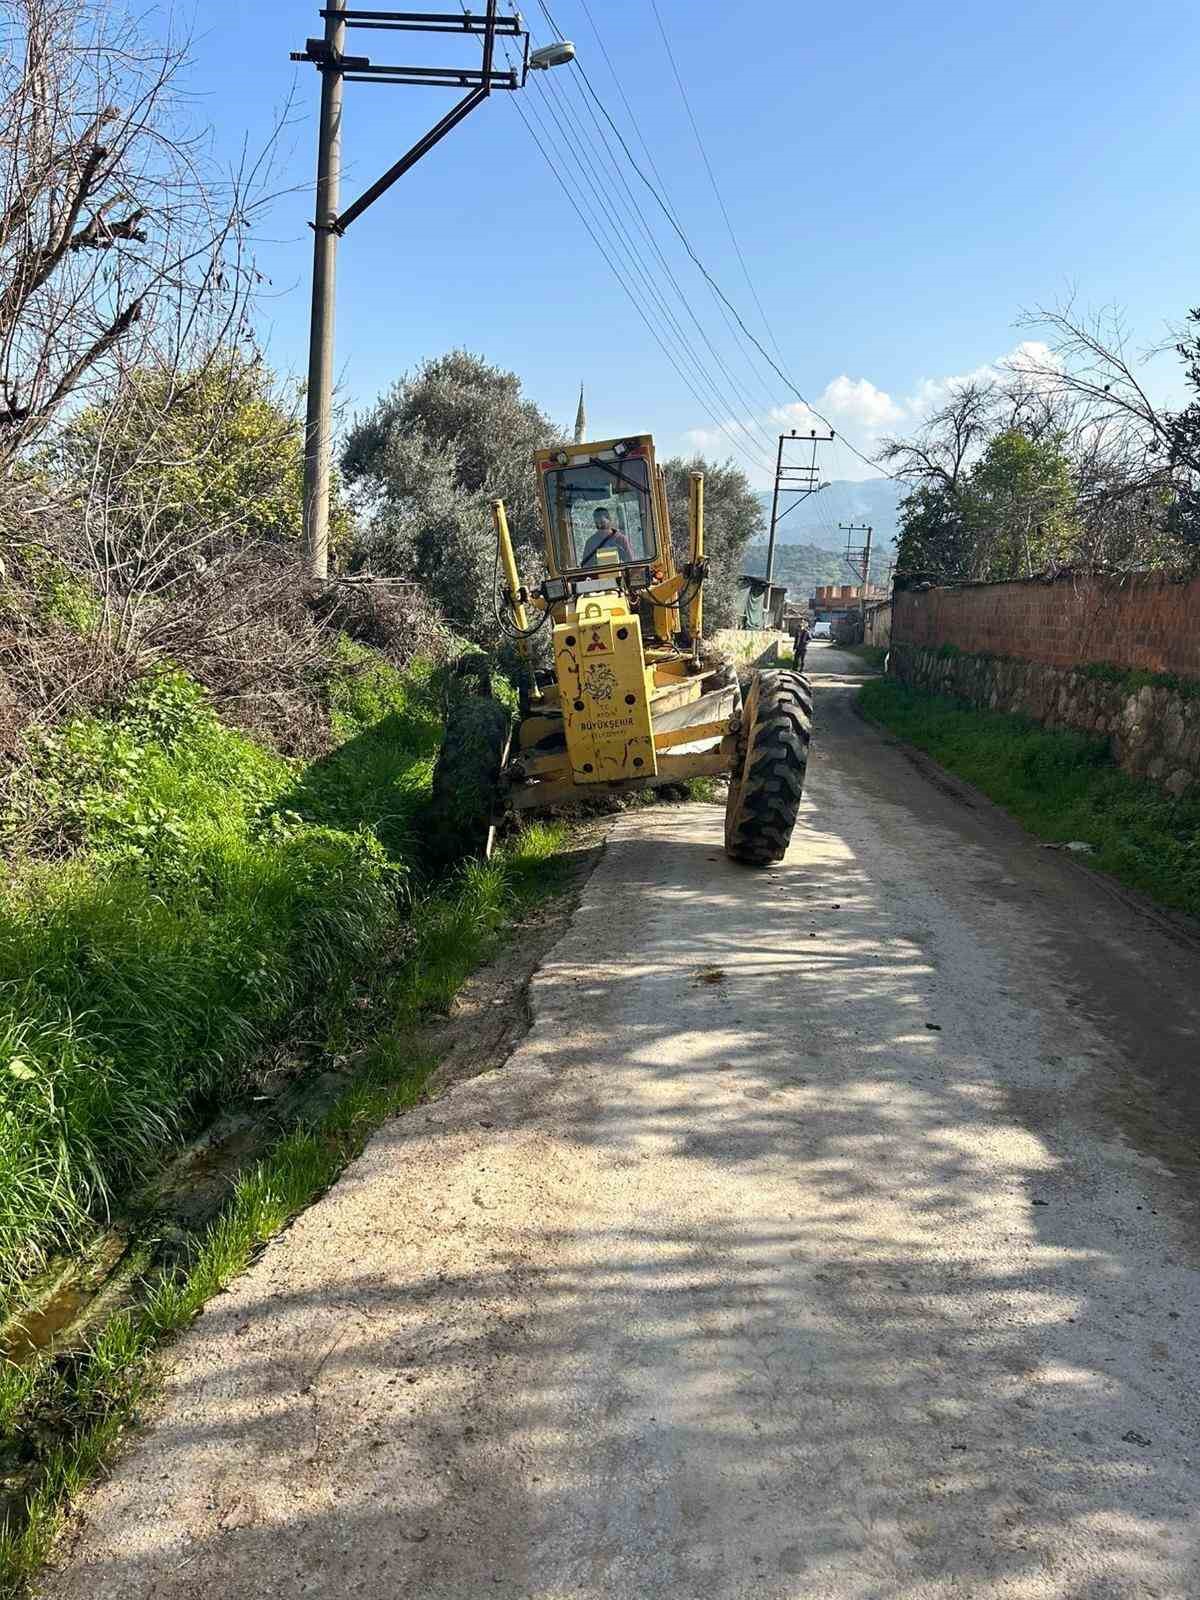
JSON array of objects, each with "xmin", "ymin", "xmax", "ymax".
[{"xmin": 0, "ymin": 824, "xmax": 603, "ymax": 1595}]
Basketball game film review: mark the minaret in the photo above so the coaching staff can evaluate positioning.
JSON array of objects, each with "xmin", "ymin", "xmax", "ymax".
[{"xmin": 573, "ymin": 383, "xmax": 587, "ymax": 444}]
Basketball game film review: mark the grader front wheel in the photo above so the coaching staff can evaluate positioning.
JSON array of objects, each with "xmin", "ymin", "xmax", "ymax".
[
  {"xmin": 430, "ymin": 695, "xmax": 510, "ymax": 863},
  {"xmin": 724, "ymin": 669, "xmax": 813, "ymax": 865}
]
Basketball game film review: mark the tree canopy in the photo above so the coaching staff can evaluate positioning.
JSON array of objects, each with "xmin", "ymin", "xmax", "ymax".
[
  {"xmin": 0, "ymin": 0, "xmax": 270, "ymax": 478},
  {"xmin": 1164, "ymin": 308, "xmax": 1200, "ymax": 547},
  {"xmin": 660, "ymin": 454, "xmax": 763, "ymax": 630},
  {"xmin": 884, "ymin": 333, "xmax": 1200, "ymax": 581},
  {"xmin": 342, "ymin": 350, "xmax": 561, "ymax": 642}
]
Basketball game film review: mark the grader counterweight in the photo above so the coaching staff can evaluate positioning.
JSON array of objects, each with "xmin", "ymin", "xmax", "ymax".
[{"xmin": 431, "ymin": 433, "xmax": 813, "ymax": 865}]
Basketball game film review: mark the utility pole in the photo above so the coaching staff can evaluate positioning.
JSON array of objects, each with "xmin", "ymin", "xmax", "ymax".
[
  {"xmin": 840, "ymin": 522, "xmax": 874, "ymax": 634},
  {"xmin": 302, "ymin": 1, "xmax": 347, "ymax": 584},
  {"xmin": 766, "ymin": 427, "xmax": 834, "ymax": 586},
  {"xmin": 292, "ymin": 5, "xmax": 574, "ymax": 579}
]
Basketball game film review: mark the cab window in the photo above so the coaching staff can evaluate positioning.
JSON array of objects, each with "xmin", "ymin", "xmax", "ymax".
[{"xmin": 541, "ymin": 454, "xmax": 656, "ymax": 571}]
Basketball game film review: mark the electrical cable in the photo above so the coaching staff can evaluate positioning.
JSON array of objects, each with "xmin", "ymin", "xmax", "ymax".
[
  {"xmin": 524, "ymin": 43, "xmax": 780, "ymax": 467},
  {"xmin": 535, "ymin": 0, "xmax": 895, "ymax": 480},
  {"xmin": 508, "ymin": 77, "xmax": 777, "ymax": 478},
  {"xmin": 647, "ymin": 0, "xmax": 786, "ymax": 366},
  {"xmin": 526, "ymin": 61, "xmax": 779, "ymax": 469},
  {"xmin": 489, "ymin": 7, "xmax": 792, "ymax": 480},
  {"xmin": 530, "ymin": 38, "xmax": 783, "ymax": 461},
  {"xmin": 572, "ymin": 0, "xmax": 789, "ymax": 422}
]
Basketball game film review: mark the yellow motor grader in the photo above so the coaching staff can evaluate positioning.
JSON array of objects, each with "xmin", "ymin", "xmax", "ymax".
[{"xmin": 431, "ymin": 432, "xmax": 812, "ymax": 864}]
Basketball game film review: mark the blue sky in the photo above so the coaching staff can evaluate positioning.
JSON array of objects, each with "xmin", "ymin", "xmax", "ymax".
[{"xmin": 185, "ymin": 0, "xmax": 1198, "ymax": 488}]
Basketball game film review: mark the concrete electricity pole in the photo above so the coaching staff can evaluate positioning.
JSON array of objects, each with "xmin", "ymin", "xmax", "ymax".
[
  {"xmin": 301, "ymin": 1, "xmax": 347, "ymax": 584},
  {"xmin": 292, "ymin": 4, "xmax": 574, "ymax": 580},
  {"xmin": 840, "ymin": 522, "xmax": 874, "ymax": 633},
  {"xmin": 766, "ymin": 428, "xmax": 834, "ymax": 585}
]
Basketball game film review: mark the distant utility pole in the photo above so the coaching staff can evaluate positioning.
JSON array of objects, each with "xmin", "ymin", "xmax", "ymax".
[
  {"xmin": 766, "ymin": 428, "xmax": 834, "ymax": 585},
  {"xmin": 291, "ymin": 3, "xmax": 574, "ymax": 579},
  {"xmin": 840, "ymin": 522, "xmax": 874, "ymax": 631}
]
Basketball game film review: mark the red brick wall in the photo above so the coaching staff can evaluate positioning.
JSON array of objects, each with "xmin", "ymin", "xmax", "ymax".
[{"xmin": 892, "ymin": 573, "xmax": 1200, "ymax": 678}]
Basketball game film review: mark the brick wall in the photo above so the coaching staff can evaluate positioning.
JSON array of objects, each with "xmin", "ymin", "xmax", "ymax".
[
  {"xmin": 888, "ymin": 572, "xmax": 1200, "ymax": 796},
  {"xmin": 893, "ymin": 572, "xmax": 1200, "ymax": 678}
]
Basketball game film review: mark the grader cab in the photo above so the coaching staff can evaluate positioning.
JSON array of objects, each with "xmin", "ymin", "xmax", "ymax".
[{"xmin": 431, "ymin": 432, "xmax": 812, "ymax": 865}]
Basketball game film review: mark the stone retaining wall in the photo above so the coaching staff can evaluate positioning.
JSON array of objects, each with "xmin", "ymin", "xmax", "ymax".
[
  {"xmin": 710, "ymin": 628, "xmax": 791, "ymax": 667},
  {"xmin": 890, "ymin": 642, "xmax": 1200, "ymax": 797}
]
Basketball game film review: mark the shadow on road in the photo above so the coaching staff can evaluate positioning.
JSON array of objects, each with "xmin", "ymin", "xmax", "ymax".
[{"xmin": 50, "ymin": 648, "xmax": 1200, "ymax": 1600}]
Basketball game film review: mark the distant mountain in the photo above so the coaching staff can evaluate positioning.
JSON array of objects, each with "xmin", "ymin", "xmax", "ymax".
[
  {"xmin": 755, "ymin": 477, "xmax": 902, "ymax": 553},
  {"xmin": 741, "ymin": 541, "xmax": 887, "ymax": 601}
]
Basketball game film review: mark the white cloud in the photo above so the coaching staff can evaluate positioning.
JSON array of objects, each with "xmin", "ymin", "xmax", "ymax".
[
  {"xmin": 820, "ymin": 375, "xmax": 906, "ymax": 429},
  {"xmin": 683, "ymin": 422, "xmax": 739, "ymax": 454},
  {"xmin": 904, "ymin": 340, "xmax": 1060, "ymax": 415},
  {"xmin": 675, "ymin": 342, "xmax": 1068, "ymax": 487},
  {"xmin": 762, "ymin": 378, "xmax": 905, "ymax": 482},
  {"xmin": 771, "ymin": 376, "xmax": 904, "ymax": 435}
]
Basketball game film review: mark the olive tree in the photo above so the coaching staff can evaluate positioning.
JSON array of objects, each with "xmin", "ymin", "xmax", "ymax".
[
  {"xmin": 342, "ymin": 351, "xmax": 562, "ymax": 642},
  {"xmin": 660, "ymin": 454, "xmax": 763, "ymax": 630}
]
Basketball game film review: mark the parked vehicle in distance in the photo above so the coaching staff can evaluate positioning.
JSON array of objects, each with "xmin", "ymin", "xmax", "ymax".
[{"xmin": 810, "ymin": 621, "xmax": 832, "ymax": 640}]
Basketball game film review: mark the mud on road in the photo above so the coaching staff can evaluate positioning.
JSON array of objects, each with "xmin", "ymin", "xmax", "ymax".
[{"xmin": 43, "ymin": 642, "xmax": 1200, "ymax": 1599}]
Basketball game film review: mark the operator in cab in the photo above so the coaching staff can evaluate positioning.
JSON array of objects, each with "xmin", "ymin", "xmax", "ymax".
[{"xmin": 580, "ymin": 506, "xmax": 635, "ymax": 569}]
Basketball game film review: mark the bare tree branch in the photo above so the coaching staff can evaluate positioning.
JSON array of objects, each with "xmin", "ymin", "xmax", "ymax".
[{"xmin": 0, "ymin": 0, "xmax": 284, "ymax": 461}]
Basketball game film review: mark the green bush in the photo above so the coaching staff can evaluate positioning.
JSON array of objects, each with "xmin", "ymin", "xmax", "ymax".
[
  {"xmin": 1077, "ymin": 660, "xmax": 1200, "ymax": 702},
  {"xmin": 282, "ymin": 639, "xmax": 444, "ymax": 861},
  {"xmin": 0, "ymin": 658, "xmax": 438, "ymax": 1295}
]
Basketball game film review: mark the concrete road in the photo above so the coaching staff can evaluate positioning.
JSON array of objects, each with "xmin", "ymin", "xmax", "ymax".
[{"xmin": 46, "ymin": 642, "xmax": 1200, "ymax": 1599}]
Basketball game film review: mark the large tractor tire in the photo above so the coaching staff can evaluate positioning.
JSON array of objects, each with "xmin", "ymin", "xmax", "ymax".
[
  {"xmin": 723, "ymin": 669, "xmax": 812, "ymax": 866},
  {"xmin": 429, "ymin": 694, "xmax": 510, "ymax": 863}
]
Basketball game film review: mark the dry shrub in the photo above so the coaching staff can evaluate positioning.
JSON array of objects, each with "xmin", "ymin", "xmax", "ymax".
[
  {"xmin": 0, "ymin": 525, "xmax": 460, "ymax": 771},
  {"xmin": 0, "ymin": 621, "xmax": 141, "ymax": 757},
  {"xmin": 141, "ymin": 550, "xmax": 336, "ymax": 758},
  {"xmin": 307, "ymin": 577, "xmax": 454, "ymax": 668}
]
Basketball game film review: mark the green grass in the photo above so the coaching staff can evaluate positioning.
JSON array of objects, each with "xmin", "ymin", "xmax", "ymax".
[
  {"xmin": 0, "ymin": 817, "xmax": 569, "ymax": 1594},
  {"xmin": 1077, "ymin": 660, "xmax": 1200, "ymax": 702},
  {"xmin": 859, "ymin": 678, "xmax": 1200, "ymax": 918},
  {"xmin": 0, "ymin": 670, "xmax": 403, "ymax": 1297},
  {"xmin": 842, "ymin": 644, "xmax": 888, "ymax": 672},
  {"xmin": 0, "ymin": 624, "xmax": 573, "ymax": 1593},
  {"xmin": 0, "ymin": 649, "xmax": 560, "ymax": 1307},
  {"xmin": 0, "ymin": 1073, "xmax": 422, "ymax": 1591}
]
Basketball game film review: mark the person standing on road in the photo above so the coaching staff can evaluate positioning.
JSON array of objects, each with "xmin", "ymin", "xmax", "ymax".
[{"xmin": 793, "ymin": 617, "xmax": 811, "ymax": 672}]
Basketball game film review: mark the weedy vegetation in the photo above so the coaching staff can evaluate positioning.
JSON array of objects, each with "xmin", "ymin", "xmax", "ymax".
[{"xmin": 0, "ymin": 640, "xmax": 571, "ymax": 1591}]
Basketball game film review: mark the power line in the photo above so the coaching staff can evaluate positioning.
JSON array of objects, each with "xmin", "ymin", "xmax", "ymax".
[
  {"xmin": 506, "ymin": 82, "xmax": 776, "ymax": 477},
  {"xmin": 522, "ymin": 67, "xmax": 775, "ymax": 473},
  {"xmin": 529, "ymin": 63, "xmax": 779, "ymax": 465},
  {"xmin": 647, "ymin": 0, "xmax": 785, "ymax": 366},
  {"xmin": 534, "ymin": 53, "xmax": 784, "ymax": 460},
  {"xmin": 572, "ymin": 0, "xmax": 788, "ymax": 424},
  {"xmin": 535, "ymin": 0, "xmax": 893, "ymax": 480},
  {"xmin": 448, "ymin": 7, "xmax": 778, "ymax": 476},
  {"xmin": 476, "ymin": 8, "xmax": 780, "ymax": 473}
]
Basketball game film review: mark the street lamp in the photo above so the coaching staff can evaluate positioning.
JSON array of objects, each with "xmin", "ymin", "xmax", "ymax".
[
  {"xmin": 529, "ymin": 41, "xmax": 576, "ymax": 69},
  {"xmin": 292, "ymin": 3, "xmax": 574, "ymax": 580}
]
